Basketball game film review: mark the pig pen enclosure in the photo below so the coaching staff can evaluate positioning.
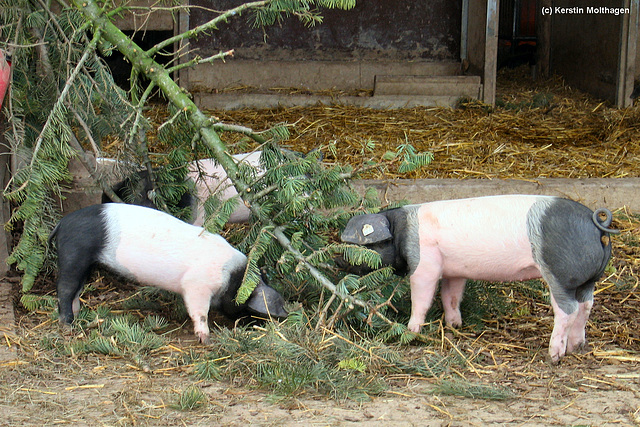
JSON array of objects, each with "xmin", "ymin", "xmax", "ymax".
[{"xmin": 0, "ymin": 67, "xmax": 640, "ymax": 425}]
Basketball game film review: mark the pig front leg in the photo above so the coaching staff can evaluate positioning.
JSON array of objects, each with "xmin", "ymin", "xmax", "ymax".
[
  {"xmin": 181, "ymin": 287, "xmax": 214, "ymax": 344},
  {"xmin": 407, "ymin": 261, "xmax": 443, "ymax": 333},
  {"xmin": 440, "ymin": 277, "xmax": 466, "ymax": 328}
]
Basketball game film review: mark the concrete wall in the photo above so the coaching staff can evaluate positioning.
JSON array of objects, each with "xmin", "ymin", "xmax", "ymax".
[
  {"xmin": 352, "ymin": 178, "xmax": 640, "ymax": 211},
  {"xmin": 186, "ymin": 1, "xmax": 464, "ymax": 93},
  {"xmin": 189, "ymin": 0, "xmax": 462, "ymax": 62}
]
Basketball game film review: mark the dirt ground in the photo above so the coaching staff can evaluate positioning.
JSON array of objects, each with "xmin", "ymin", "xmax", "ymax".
[{"xmin": 1, "ymin": 268, "xmax": 640, "ymax": 426}]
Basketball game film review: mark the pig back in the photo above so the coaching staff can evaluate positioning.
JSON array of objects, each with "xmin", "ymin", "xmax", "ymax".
[
  {"xmin": 187, "ymin": 153, "xmax": 262, "ymax": 225},
  {"xmin": 99, "ymin": 203, "xmax": 245, "ymax": 293}
]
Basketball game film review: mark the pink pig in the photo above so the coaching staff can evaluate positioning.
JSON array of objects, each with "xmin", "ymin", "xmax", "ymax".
[
  {"xmin": 341, "ymin": 195, "xmax": 618, "ymax": 363},
  {"xmin": 187, "ymin": 151, "xmax": 262, "ymax": 225}
]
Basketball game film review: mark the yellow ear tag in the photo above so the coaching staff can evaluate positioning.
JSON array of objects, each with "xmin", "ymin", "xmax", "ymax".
[{"xmin": 362, "ymin": 224, "xmax": 374, "ymax": 236}]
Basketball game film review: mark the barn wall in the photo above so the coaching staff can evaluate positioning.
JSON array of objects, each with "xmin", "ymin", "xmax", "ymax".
[
  {"xmin": 186, "ymin": 1, "xmax": 463, "ymax": 92},
  {"xmin": 189, "ymin": 1, "xmax": 461, "ymax": 62},
  {"xmin": 550, "ymin": 0, "xmax": 627, "ymax": 103}
]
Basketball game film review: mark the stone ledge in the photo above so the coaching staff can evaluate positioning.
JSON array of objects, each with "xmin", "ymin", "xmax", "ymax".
[{"xmin": 351, "ymin": 178, "xmax": 640, "ymax": 211}]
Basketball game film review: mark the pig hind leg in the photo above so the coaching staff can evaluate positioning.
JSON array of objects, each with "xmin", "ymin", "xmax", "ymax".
[
  {"xmin": 531, "ymin": 200, "xmax": 610, "ymax": 362},
  {"xmin": 544, "ymin": 267, "xmax": 603, "ymax": 363},
  {"xmin": 440, "ymin": 278, "xmax": 466, "ymax": 328},
  {"xmin": 567, "ymin": 281, "xmax": 595, "ymax": 353},
  {"xmin": 547, "ymin": 288, "xmax": 579, "ymax": 363},
  {"xmin": 545, "ymin": 271, "xmax": 601, "ymax": 363},
  {"xmin": 53, "ymin": 205, "xmax": 107, "ymax": 325}
]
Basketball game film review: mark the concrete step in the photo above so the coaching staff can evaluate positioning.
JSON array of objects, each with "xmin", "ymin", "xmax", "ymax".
[
  {"xmin": 189, "ymin": 60, "xmax": 463, "ymax": 92},
  {"xmin": 193, "ymin": 93, "xmax": 472, "ymax": 110},
  {"xmin": 374, "ymin": 75, "xmax": 482, "ymax": 98}
]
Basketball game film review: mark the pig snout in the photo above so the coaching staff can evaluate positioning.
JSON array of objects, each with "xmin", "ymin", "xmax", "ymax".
[
  {"xmin": 49, "ymin": 203, "xmax": 288, "ymax": 344},
  {"xmin": 340, "ymin": 195, "xmax": 617, "ymax": 363},
  {"xmin": 245, "ymin": 280, "xmax": 288, "ymax": 319}
]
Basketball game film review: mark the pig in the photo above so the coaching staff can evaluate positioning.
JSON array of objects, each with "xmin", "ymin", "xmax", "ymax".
[
  {"xmin": 340, "ymin": 195, "xmax": 619, "ymax": 363},
  {"xmin": 101, "ymin": 152, "xmax": 263, "ymax": 225},
  {"xmin": 101, "ymin": 168, "xmax": 195, "ymax": 212},
  {"xmin": 48, "ymin": 203, "xmax": 288, "ymax": 344},
  {"xmin": 188, "ymin": 151, "xmax": 263, "ymax": 225},
  {"xmin": 103, "ymin": 149, "xmax": 321, "ymax": 226}
]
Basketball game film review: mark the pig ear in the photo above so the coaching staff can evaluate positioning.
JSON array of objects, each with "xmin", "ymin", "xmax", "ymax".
[
  {"xmin": 341, "ymin": 213, "xmax": 393, "ymax": 245},
  {"xmin": 247, "ymin": 280, "xmax": 288, "ymax": 319}
]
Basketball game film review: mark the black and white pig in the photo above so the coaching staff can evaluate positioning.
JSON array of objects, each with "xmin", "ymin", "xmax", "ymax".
[
  {"xmin": 340, "ymin": 195, "xmax": 618, "ymax": 363},
  {"xmin": 49, "ymin": 203, "xmax": 288, "ymax": 343}
]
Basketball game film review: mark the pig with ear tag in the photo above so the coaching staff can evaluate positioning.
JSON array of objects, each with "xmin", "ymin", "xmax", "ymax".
[
  {"xmin": 341, "ymin": 195, "xmax": 618, "ymax": 363},
  {"xmin": 49, "ymin": 203, "xmax": 288, "ymax": 344}
]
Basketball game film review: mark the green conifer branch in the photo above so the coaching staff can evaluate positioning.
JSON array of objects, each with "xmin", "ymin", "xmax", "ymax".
[{"xmin": 26, "ymin": 29, "xmax": 102, "ymax": 169}]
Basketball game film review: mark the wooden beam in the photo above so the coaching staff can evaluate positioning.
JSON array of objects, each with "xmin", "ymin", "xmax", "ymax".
[
  {"xmin": 536, "ymin": 0, "xmax": 552, "ymax": 78},
  {"xmin": 617, "ymin": 0, "xmax": 638, "ymax": 107},
  {"xmin": 483, "ymin": 0, "xmax": 499, "ymax": 105}
]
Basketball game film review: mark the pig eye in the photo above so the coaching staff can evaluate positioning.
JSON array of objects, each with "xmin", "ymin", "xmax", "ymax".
[{"xmin": 362, "ymin": 224, "xmax": 374, "ymax": 236}]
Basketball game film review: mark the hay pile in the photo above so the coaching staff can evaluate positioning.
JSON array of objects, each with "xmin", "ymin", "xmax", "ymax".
[{"xmin": 201, "ymin": 69, "xmax": 640, "ymax": 180}]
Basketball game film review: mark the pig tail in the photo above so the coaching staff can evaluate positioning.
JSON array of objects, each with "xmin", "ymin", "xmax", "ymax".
[{"xmin": 592, "ymin": 208, "xmax": 620, "ymax": 234}]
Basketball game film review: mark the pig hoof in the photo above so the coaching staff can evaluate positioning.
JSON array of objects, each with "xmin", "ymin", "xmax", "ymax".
[
  {"xmin": 59, "ymin": 321, "xmax": 74, "ymax": 335},
  {"xmin": 546, "ymin": 353, "xmax": 562, "ymax": 366},
  {"xmin": 568, "ymin": 341, "xmax": 591, "ymax": 355},
  {"xmin": 407, "ymin": 322, "xmax": 421, "ymax": 333},
  {"xmin": 445, "ymin": 318, "xmax": 462, "ymax": 329},
  {"xmin": 196, "ymin": 332, "xmax": 211, "ymax": 345}
]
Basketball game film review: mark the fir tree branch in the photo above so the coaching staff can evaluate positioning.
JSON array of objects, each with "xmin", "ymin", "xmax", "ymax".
[
  {"xmin": 69, "ymin": 106, "xmax": 100, "ymax": 156},
  {"xmin": 166, "ymin": 49, "xmax": 235, "ymax": 74},
  {"xmin": 147, "ymin": 1, "xmax": 271, "ymax": 56},
  {"xmin": 210, "ymin": 122, "xmax": 268, "ymax": 144},
  {"xmin": 271, "ymin": 226, "xmax": 395, "ymax": 327},
  {"xmin": 127, "ymin": 81, "xmax": 155, "ymax": 150},
  {"xmin": 66, "ymin": 113, "xmax": 124, "ymax": 203},
  {"xmin": 72, "ymin": 0, "xmax": 400, "ymax": 333},
  {"xmin": 29, "ymin": 29, "xmax": 102, "ymax": 168},
  {"xmin": 73, "ymin": 0, "xmax": 247, "ymax": 193}
]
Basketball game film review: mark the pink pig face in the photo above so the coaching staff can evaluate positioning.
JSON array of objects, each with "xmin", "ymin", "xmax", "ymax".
[{"xmin": 341, "ymin": 195, "xmax": 617, "ymax": 363}]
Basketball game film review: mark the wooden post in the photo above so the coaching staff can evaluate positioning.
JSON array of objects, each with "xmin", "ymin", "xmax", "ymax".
[
  {"xmin": 483, "ymin": 0, "xmax": 499, "ymax": 105},
  {"xmin": 616, "ymin": 0, "xmax": 638, "ymax": 107},
  {"xmin": 536, "ymin": 0, "xmax": 551, "ymax": 78},
  {"xmin": 0, "ymin": 51, "xmax": 12, "ymax": 276}
]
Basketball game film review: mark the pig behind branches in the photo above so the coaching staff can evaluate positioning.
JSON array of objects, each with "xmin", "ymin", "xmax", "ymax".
[
  {"xmin": 102, "ymin": 150, "xmax": 316, "ymax": 226},
  {"xmin": 188, "ymin": 151, "xmax": 263, "ymax": 225},
  {"xmin": 101, "ymin": 152, "xmax": 260, "ymax": 224},
  {"xmin": 48, "ymin": 203, "xmax": 288, "ymax": 343},
  {"xmin": 340, "ymin": 195, "xmax": 619, "ymax": 363}
]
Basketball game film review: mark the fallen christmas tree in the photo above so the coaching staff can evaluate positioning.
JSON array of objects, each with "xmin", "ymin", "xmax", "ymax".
[{"xmin": 2, "ymin": 0, "xmax": 433, "ymax": 340}]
